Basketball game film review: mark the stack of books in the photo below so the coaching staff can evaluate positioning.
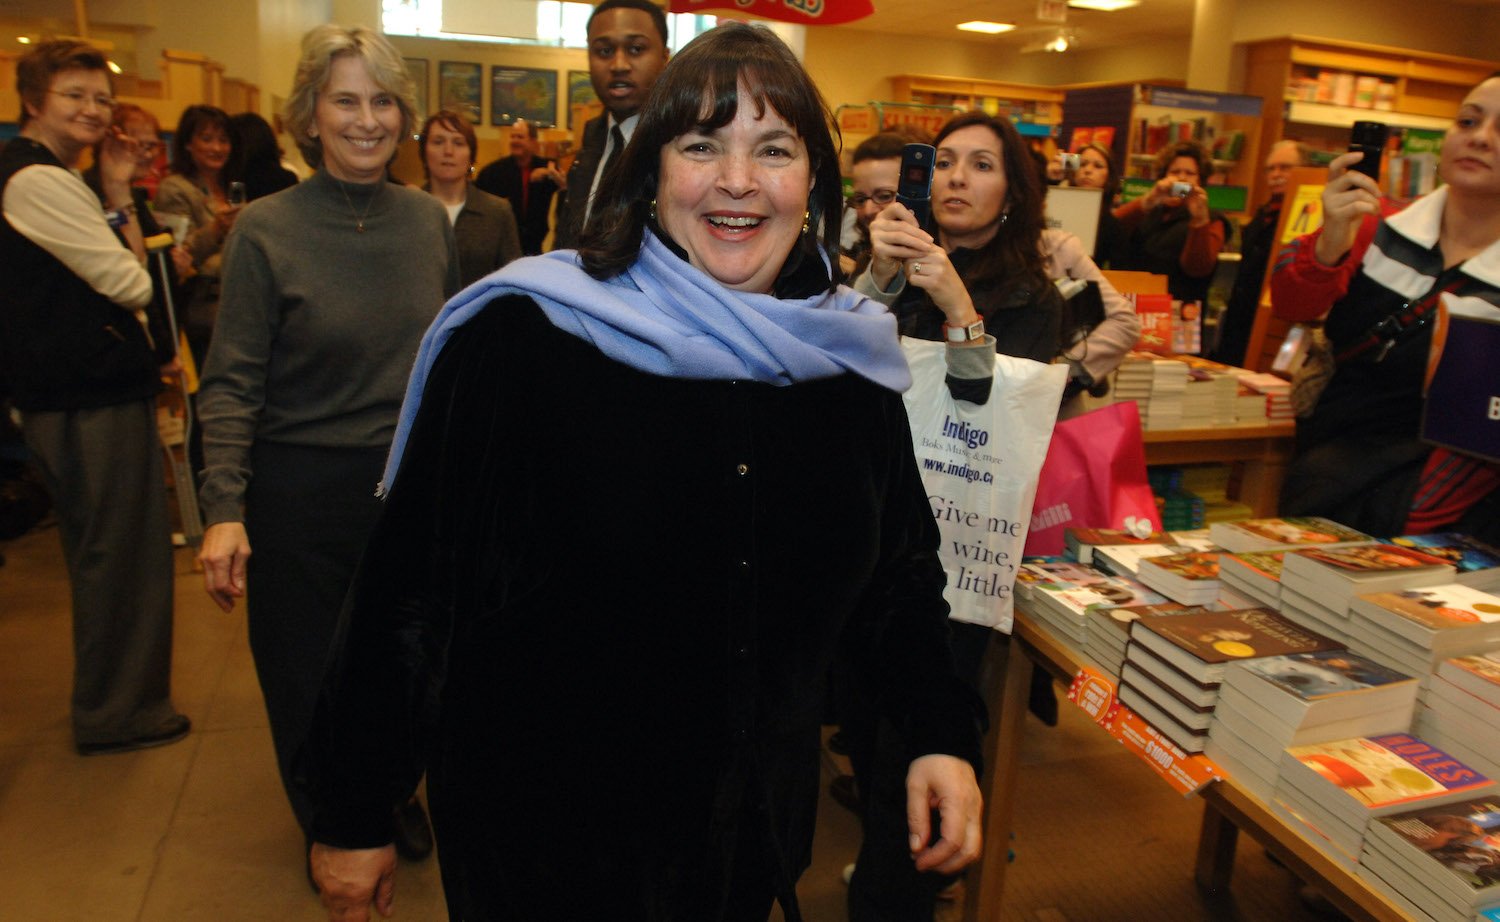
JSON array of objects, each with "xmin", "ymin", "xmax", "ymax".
[
  {"xmin": 1028, "ymin": 572, "xmax": 1167, "ymax": 646},
  {"xmin": 1391, "ymin": 533, "xmax": 1500, "ymax": 592},
  {"xmin": 1415, "ymin": 651, "xmax": 1500, "ymax": 780},
  {"xmin": 1093, "ymin": 539, "xmax": 1193, "ymax": 578},
  {"xmin": 1359, "ymin": 796, "xmax": 1500, "ymax": 922},
  {"xmin": 1064, "ymin": 526, "xmax": 1169, "ymax": 566},
  {"xmin": 1206, "ymin": 650, "xmax": 1418, "ymax": 802},
  {"xmin": 1115, "ymin": 352, "xmax": 1187, "ymax": 429},
  {"xmin": 1278, "ymin": 544, "xmax": 1456, "ymax": 646},
  {"xmin": 1346, "ymin": 583, "xmax": 1500, "ymax": 680},
  {"xmin": 1237, "ymin": 372, "xmax": 1293, "ymax": 421},
  {"xmin": 1176, "ymin": 356, "xmax": 1241, "ymax": 426},
  {"xmin": 1208, "ymin": 516, "xmax": 1372, "ymax": 554},
  {"xmin": 1137, "ymin": 551, "xmax": 1222, "ymax": 605},
  {"xmin": 1274, "ymin": 734, "xmax": 1497, "ymax": 868},
  {"xmin": 1015, "ymin": 559, "xmax": 1103, "ymax": 601},
  {"xmin": 1084, "ymin": 601, "xmax": 1202, "ymax": 679},
  {"xmin": 1218, "ymin": 551, "xmax": 1285, "ymax": 608},
  {"xmin": 1121, "ymin": 607, "xmax": 1340, "ymax": 754}
]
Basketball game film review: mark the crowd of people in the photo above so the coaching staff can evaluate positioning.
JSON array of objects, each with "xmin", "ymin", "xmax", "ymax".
[{"xmin": 3, "ymin": 5, "xmax": 1499, "ymax": 922}]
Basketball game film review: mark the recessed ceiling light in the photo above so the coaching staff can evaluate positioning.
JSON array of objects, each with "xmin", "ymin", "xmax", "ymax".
[
  {"xmin": 1069, "ymin": 0, "xmax": 1140, "ymax": 10},
  {"xmin": 18, "ymin": 36, "xmax": 33, "ymax": 44},
  {"xmin": 956, "ymin": 21, "xmax": 1016, "ymax": 34}
]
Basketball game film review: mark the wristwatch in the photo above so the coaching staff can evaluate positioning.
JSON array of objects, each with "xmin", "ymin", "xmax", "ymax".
[{"xmin": 942, "ymin": 317, "xmax": 986, "ymax": 343}]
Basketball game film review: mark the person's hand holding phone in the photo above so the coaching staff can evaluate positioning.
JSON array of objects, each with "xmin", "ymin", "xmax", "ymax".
[{"xmin": 1315, "ymin": 150, "xmax": 1384, "ymax": 267}]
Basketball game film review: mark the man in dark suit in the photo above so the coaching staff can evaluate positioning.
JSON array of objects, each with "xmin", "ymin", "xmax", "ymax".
[
  {"xmin": 551, "ymin": 0, "xmax": 669, "ymax": 250},
  {"xmin": 475, "ymin": 119, "xmax": 563, "ymax": 255}
]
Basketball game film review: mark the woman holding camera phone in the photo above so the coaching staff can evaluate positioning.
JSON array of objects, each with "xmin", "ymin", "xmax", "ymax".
[
  {"xmin": 1067, "ymin": 142, "xmax": 1131, "ymax": 269},
  {"xmin": 1272, "ymin": 73, "xmax": 1500, "ymax": 540},
  {"xmin": 1112, "ymin": 139, "xmax": 1228, "ymax": 305}
]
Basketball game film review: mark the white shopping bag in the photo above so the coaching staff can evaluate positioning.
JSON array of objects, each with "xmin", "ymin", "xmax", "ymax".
[{"xmin": 901, "ymin": 338, "xmax": 1067, "ymax": 632}]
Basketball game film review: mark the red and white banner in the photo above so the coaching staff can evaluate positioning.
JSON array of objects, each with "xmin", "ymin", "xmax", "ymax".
[{"xmin": 668, "ymin": 0, "xmax": 874, "ymax": 27}]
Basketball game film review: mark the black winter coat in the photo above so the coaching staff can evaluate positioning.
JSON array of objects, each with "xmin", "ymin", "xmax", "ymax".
[{"xmin": 302, "ymin": 296, "xmax": 984, "ymax": 921}]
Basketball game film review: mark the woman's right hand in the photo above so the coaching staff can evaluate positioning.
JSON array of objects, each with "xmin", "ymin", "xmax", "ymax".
[
  {"xmin": 311, "ymin": 843, "xmax": 397, "ymax": 922},
  {"xmin": 198, "ymin": 521, "xmax": 251, "ymax": 612},
  {"xmin": 867, "ymin": 203, "xmax": 980, "ymax": 331},
  {"xmin": 1314, "ymin": 150, "xmax": 1383, "ymax": 267}
]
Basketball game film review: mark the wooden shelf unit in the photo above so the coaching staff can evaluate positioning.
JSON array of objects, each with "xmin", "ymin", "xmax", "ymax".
[
  {"xmin": 1238, "ymin": 36, "xmax": 1497, "ymax": 205},
  {"xmin": 889, "ymin": 74, "xmax": 1063, "ymax": 126}
]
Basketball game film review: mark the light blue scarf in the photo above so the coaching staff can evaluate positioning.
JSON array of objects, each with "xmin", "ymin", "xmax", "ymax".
[{"xmin": 381, "ymin": 229, "xmax": 910, "ymax": 491}]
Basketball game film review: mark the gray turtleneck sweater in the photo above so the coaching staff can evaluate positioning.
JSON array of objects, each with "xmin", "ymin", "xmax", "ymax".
[{"xmin": 198, "ymin": 169, "xmax": 459, "ymax": 525}]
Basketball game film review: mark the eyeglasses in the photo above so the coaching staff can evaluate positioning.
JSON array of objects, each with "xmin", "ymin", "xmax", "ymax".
[
  {"xmin": 49, "ymin": 89, "xmax": 117, "ymax": 112},
  {"xmin": 847, "ymin": 189, "xmax": 898, "ymax": 208}
]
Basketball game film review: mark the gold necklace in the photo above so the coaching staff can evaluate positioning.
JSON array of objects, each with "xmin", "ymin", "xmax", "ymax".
[{"xmin": 335, "ymin": 177, "xmax": 379, "ymax": 232}]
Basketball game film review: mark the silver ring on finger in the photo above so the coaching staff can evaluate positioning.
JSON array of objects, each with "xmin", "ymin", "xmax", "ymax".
[{"xmin": 912, "ymin": 261, "xmax": 923, "ymax": 276}]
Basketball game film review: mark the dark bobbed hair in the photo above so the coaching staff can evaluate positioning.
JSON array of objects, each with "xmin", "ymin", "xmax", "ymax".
[
  {"xmin": 577, "ymin": 22, "xmax": 844, "ymax": 293},
  {"xmin": 16, "ymin": 40, "xmax": 111, "ymax": 128},
  {"xmin": 587, "ymin": 0, "xmax": 670, "ymax": 45},
  {"xmin": 171, "ymin": 105, "xmax": 233, "ymax": 180},
  {"xmin": 228, "ymin": 112, "xmax": 282, "ymax": 177},
  {"xmin": 1155, "ymin": 139, "xmax": 1210, "ymax": 180},
  {"xmin": 852, "ymin": 132, "xmax": 906, "ymax": 165},
  {"xmin": 931, "ymin": 110, "xmax": 1048, "ymax": 295},
  {"xmin": 418, "ymin": 109, "xmax": 478, "ymax": 177}
]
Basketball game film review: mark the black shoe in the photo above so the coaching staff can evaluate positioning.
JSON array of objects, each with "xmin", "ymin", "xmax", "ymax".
[
  {"xmin": 828, "ymin": 773, "xmax": 861, "ymax": 814},
  {"xmin": 393, "ymin": 796, "xmax": 434, "ymax": 861},
  {"xmin": 77, "ymin": 714, "xmax": 191, "ymax": 756}
]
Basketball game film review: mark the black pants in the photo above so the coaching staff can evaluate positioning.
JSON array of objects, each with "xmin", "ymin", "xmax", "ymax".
[{"xmin": 244, "ymin": 441, "xmax": 386, "ymax": 835}]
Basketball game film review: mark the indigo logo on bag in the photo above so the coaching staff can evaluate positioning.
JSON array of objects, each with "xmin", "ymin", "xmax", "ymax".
[{"xmin": 942, "ymin": 414, "xmax": 989, "ymax": 450}]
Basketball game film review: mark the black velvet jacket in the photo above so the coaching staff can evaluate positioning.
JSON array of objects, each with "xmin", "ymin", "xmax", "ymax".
[{"xmin": 302, "ymin": 294, "xmax": 984, "ymax": 921}]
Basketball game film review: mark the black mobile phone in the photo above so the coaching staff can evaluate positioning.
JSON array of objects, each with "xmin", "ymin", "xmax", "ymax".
[
  {"xmin": 895, "ymin": 143, "xmax": 936, "ymax": 228},
  {"xmin": 1348, "ymin": 121, "xmax": 1389, "ymax": 183}
]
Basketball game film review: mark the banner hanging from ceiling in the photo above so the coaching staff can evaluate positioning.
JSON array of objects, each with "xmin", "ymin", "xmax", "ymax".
[{"xmin": 667, "ymin": 0, "xmax": 874, "ymax": 27}]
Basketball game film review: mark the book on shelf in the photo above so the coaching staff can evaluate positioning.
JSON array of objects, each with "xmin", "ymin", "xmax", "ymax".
[
  {"xmin": 1117, "ymin": 681, "xmax": 1207, "ymax": 753},
  {"xmin": 1279, "ymin": 734, "xmax": 1496, "ymax": 825},
  {"xmin": 1124, "ymin": 639, "xmax": 1223, "ymax": 707},
  {"xmin": 1136, "ymin": 550, "xmax": 1221, "ymax": 605},
  {"xmin": 1064, "ymin": 526, "xmax": 1169, "ymax": 565},
  {"xmin": 1278, "ymin": 585, "xmax": 1354, "ymax": 647},
  {"xmin": 1391, "ymin": 532, "xmax": 1500, "ymax": 592},
  {"xmin": 1437, "ymin": 651, "xmax": 1500, "ymax": 709},
  {"xmin": 1342, "ymin": 612, "xmax": 1434, "ymax": 679},
  {"xmin": 1015, "ymin": 558, "xmax": 1105, "ymax": 599},
  {"xmin": 1218, "ymin": 551, "xmax": 1285, "ymax": 608},
  {"xmin": 1348, "ymin": 584, "xmax": 1500, "ymax": 654},
  {"xmin": 1416, "ymin": 686, "xmax": 1500, "ymax": 780},
  {"xmin": 1132, "ymin": 294, "xmax": 1174, "ymax": 355},
  {"xmin": 1128, "ymin": 607, "xmax": 1342, "ymax": 685},
  {"xmin": 1215, "ymin": 682, "xmax": 1413, "ymax": 748},
  {"xmin": 1093, "ymin": 541, "xmax": 1192, "ymax": 577},
  {"xmin": 1364, "ymin": 796, "xmax": 1500, "ymax": 919},
  {"xmin": 1202, "ymin": 712, "xmax": 1280, "ymax": 803},
  {"xmin": 1355, "ymin": 844, "xmax": 1476, "ymax": 922},
  {"xmin": 1120, "ymin": 662, "xmax": 1216, "ymax": 731},
  {"xmin": 1030, "ymin": 574, "xmax": 1168, "ymax": 645},
  {"xmin": 1086, "ymin": 602, "xmax": 1202, "ymax": 677},
  {"xmin": 1220, "ymin": 649, "xmax": 1418, "ymax": 729},
  {"xmin": 1208, "ymin": 517, "xmax": 1372, "ymax": 554},
  {"xmin": 1281, "ymin": 543, "xmax": 1456, "ymax": 615},
  {"xmin": 1215, "ymin": 582, "xmax": 1261, "ymax": 611}
]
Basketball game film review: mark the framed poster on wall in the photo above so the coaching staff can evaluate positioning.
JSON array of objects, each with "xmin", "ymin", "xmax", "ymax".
[
  {"xmin": 490, "ymin": 66, "xmax": 557, "ymax": 127},
  {"xmin": 404, "ymin": 58, "xmax": 430, "ymax": 117},
  {"xmin": 566, "ymin": 70, "xmax": 598, "ymax": 130},
  {"xmin": 438, "ymin": 61, "xmax": 482, "ymax": 124}
]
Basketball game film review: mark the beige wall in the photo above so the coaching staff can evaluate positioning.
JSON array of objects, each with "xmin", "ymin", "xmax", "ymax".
[{"xmin": 1229, "ymin": 0, "xmax": 1493, "ymax": 62}]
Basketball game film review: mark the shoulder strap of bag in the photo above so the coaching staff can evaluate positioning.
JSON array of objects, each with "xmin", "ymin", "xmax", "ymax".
[{"xmin": 1333, "ymin": 269, "xmax": 1466, "ymax": 365}]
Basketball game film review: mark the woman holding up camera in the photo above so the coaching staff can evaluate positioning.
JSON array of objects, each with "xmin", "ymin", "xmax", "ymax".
[
  {"xmin": 856, "ymin": 111, "xmax": 1137, "ymax": 407},
  {"xmin": 1272, "ymin": 74, "xmax": 1500, "ymax": 540},
  {"xmin": 1113, "ymin": 139, "xmax": 1228, "ymax": 305}
]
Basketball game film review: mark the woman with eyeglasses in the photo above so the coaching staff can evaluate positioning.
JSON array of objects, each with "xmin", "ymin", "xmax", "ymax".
[{"xmin": 1, "ymin": 40, "xmax": 190, "ymax": 756}]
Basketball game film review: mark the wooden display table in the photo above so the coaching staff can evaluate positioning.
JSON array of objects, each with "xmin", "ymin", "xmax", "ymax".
[
  {"xmin": 962, "ymin": 607, "xmax": 1411, "ymax": 922},
  {"xmin": 1143, "ymin": 420, "xmax": 1297, "ymax": 517}
]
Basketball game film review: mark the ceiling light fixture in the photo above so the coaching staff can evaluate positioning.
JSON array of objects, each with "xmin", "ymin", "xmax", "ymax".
[
  {"xmin": 956, "ymin": 21, "xmax": 1016, "ymax": 34},
  {"xmin": 18, "ymin": 36, "xmax": 33, "ymax": 44},
  {"xmin": 1068, "ymin": 0, "xmax": 1139, "ymax": 10},
  {"xmin": 1045, "ymin": 33, "xmax": 1070, "ymax": 52}
]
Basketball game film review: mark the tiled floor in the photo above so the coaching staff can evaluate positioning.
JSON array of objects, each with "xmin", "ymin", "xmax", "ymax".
[{"xmin": 1, "ymin": 523, "xmax": 1335, "ymax": 921}]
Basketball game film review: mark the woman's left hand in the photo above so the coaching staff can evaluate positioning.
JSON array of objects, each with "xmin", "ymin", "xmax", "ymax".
[
  {"xmin": 905, "ymin": 753, "xmax": 983, "ymax": 874},
  {"xmin": 1183, "ymin": 184, "xmax": 1210, "ymax": 226},
  {"xmin": 902, "ymin": 247, "xmax": 980, "ymax": 331},
  {"xmin": 96, "ymin": 130, "xmax": 138, "ymax": 193}
]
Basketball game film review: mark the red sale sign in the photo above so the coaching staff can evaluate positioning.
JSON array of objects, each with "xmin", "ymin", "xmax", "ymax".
[{"xmin": 668, "ymin": 0, "xmax": 874, "ymax": 26}]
